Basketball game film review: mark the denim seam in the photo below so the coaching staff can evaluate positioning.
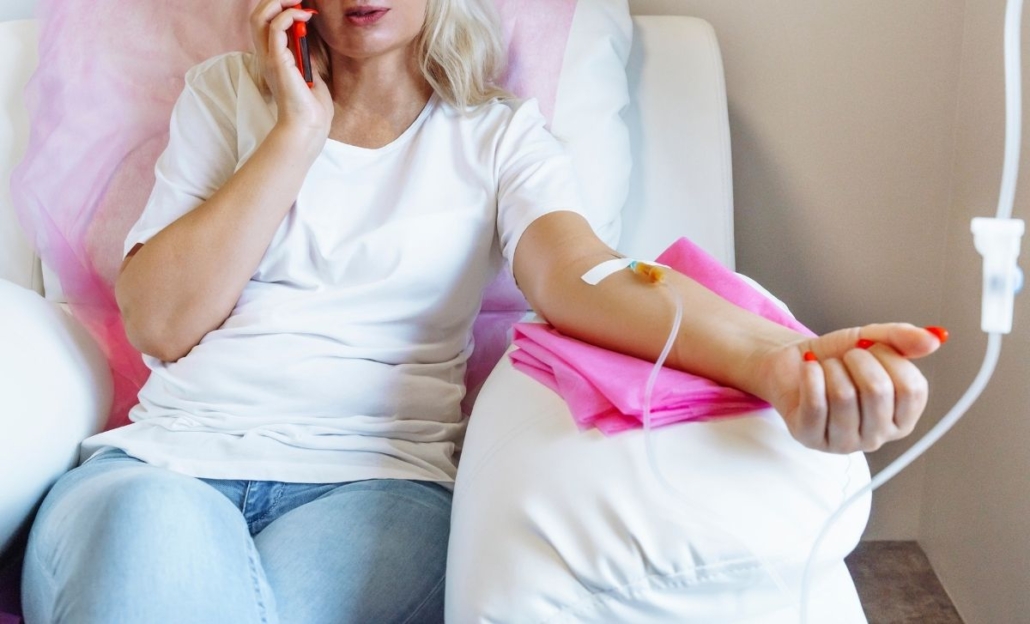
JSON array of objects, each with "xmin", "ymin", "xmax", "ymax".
[
  {"xmin": 243, "ymin": 534, "xmax": 272, "ymax": 624},
  {"xmin": 399, "ymin": 572, "xmax": 446, "ymax": 624},
  {"xmin": 241, "ymin": 480, "xmax": 254, "ymax": 524},
  {"xmin": 254, "ymin": 483, "xmax": 288, "ymax": 532},
  {"xmin": 26, "ymin": 540, "xmax": 59, "ymax": 624}
]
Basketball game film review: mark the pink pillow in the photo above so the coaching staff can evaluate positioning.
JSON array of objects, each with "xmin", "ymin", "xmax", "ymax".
[{"xmin": 12, "ymin": 0, "xmax": 579, "ymax": 429}]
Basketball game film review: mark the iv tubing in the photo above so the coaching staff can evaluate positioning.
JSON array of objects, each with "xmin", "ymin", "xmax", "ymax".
[
  {"xmin": 643, "ymin": 1, "xmax": 1021, "ymax": 608},
  {"xmin": 798, "ymin": 333, "xmax": 1003, "ymax": 624},
  {"xmin": 800, "ymin": 0, "xmax": 1022, "ymax": 620},
  {"xmin": 1000, "ymin": 0, "xmax": 1024, "ymax": 220},
  {"xmin": 641, "ymin": 290, "xmax": 797, "ymax": 611}
]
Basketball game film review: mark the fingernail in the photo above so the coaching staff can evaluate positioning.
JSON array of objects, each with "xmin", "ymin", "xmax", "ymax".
[
  {"xmin": 306, "ymin": 8, "xmax": 319, "ymax": 14},
  {"xmin": 803, "ymin": 351, "xmax": 818, "ymax": 362},
  {"xmin": 856, "ymin": 339, "xmax": 876, "ymax": 350},
  {"xmin": 924, "ymin": 326, "xmax": 949, "ymax": 344}
]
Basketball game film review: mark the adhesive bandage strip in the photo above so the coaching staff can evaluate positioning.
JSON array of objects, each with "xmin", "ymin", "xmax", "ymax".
[{"xmin": 581, "ymin": 258, "xmax": 670, "ymax": 285}]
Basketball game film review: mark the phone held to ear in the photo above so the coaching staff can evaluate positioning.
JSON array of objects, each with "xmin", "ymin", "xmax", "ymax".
[{"xmin": 288, "ymin": 3, "xmax": 315, "ymax": 87}]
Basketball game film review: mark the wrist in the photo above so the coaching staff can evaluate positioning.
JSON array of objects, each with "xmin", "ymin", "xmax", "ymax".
[
  {"xmin": 744, "ymin": 335, "xmax": 809, "ymax": 405},
  {"xmin": 268, "ymin": 121, "xmax": 326, "ymax": 162}
]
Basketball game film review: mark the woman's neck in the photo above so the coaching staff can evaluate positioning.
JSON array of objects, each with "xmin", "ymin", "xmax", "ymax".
[{"xmin": 326, "ymin": 47, "xmax": 434, "ymax": 149}]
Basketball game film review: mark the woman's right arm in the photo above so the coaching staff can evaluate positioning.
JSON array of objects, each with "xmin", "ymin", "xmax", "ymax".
[
  {"xmin": 116, "ymin": 125, "xmax": 322, "ymax": 362},
  {"xmin": 116, "ymin": 0, "xmax": 331, "ymax": 362}
]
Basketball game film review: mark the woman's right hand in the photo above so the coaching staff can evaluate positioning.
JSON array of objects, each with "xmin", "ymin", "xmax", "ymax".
[{"xmin": 251, "ymin": 0, "xmax": 333, "ymax": 143}]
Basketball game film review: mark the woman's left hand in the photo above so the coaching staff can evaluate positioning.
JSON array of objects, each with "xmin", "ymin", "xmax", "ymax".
[{"xmin": 758, "ymin": 323, "xmax": 944, "ymax": 454}]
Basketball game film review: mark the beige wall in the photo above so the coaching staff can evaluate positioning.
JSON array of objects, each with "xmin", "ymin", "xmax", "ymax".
[
  {"xmin": 919, "ymin": 0, "xmax": 1030, "ymax": 621},
  {"xmin": 629, "ymin": 1, "xmax": 1030, "ymax": 621},
  {"xmin": 631, "ymin": 0, "xmax": 965, "ymax": 539}
]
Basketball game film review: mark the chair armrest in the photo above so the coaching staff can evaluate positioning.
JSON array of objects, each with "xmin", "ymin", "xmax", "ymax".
[
  {"xmin": 0, "ymin": 279, "xmax": 111, "ymax": 556},
  {"xmin": 448, "ymin": 345, "xmax": 871, "ymax": 623}
]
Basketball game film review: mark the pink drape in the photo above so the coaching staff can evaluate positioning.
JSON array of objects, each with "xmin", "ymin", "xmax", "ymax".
[
  {"xmin": 11, "ymin": 0, "xmax": 577, "ymax": 429},
  {"xmin": 510, "ymin": 237, "xmax": 816, "ymax": 435}
]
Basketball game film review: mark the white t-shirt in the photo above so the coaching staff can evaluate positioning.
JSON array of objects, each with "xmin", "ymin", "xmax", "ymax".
[{"xmin": 81, "ymin": 52, "xmax": 582, "ymax": 484}]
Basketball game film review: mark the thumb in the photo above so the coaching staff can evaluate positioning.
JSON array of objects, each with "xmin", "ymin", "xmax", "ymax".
[
  {"xmin": 812, "ymin": 323, "xmax": 945, "ymax": 360},
  {"xmin": 860, "ymin": 322, "xmax": 947, "ymax": 358}
]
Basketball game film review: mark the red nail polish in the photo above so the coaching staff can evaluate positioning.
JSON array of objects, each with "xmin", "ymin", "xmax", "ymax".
[
  {"xmin": 804, "ymin": 351, "xmax": 818, "ymax": 362},
  {"xmin": 856, "ymin": 339, "xmax": 875, "ymax": 350},
  {"xmin": 925, "ymin": 326, "xmax": 949, "ymax": 344}
]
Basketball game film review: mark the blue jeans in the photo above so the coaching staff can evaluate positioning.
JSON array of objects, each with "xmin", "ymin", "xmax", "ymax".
[{"xmin": 21, "ymin": 449, "xmax": 451, "ymax": 624}]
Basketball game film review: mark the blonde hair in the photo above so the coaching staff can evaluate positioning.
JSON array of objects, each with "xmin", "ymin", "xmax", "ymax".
[{"xmin": 306, "ymin": 0, "xmax": 511, "ymax": 109}]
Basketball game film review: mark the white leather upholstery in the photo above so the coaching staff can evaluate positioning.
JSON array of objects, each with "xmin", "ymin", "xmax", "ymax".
[
  {"xmin": 0, "ymin": 280, "xmax": 110, "ymax": 555},
  {"xmin": 0, "ymin": 19, "xmax": 42, "ymax": 294},
  {"xmin": 620, "ymin": 16, "xmax": 735, "ymax": 267},
  {"xmin": 447, "ymin": 350, "xmax": 870, "ymax": 622}
]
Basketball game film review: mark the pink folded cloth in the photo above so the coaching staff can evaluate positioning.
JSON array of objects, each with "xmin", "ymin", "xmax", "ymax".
[{"xmin": 509, "ymin": 237, "xmax": 816, "ymax": 435}]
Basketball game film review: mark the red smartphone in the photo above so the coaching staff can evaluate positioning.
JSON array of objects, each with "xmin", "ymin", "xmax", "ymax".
[{"xmin": 288, "ymin": 2, "xmax": 314, "ymax": 87}]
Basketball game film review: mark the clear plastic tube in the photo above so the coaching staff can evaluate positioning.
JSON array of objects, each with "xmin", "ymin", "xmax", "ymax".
[
  {"xmin": 642, "ymin": 288, "xmax": 798, "ymax": 613},
  {"xmin": 644, "ymin": 296, "xmax": 1004, "ymax": 622},
  {"xmin": 640, "ymin": 290, "xmax": 685, "ymax": 497},
  {"xmin": 647, "ymin": 4, "xmax": 1022, "ymax": 610},
  {"xmin": 799, "ymin": 333, "xmax": 1003, "ymax": 624},
  {"xmin": 999, "ymin": 0, "xmax": 1024, "ymax": 220},
  {"xmin": 799, "ymin": 0, "xmax": 1023, "ymax": 619}
]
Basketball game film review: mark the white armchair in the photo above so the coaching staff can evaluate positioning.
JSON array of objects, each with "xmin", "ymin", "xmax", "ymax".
[{"xmin": 0, "ymin": 14, "xmax": 872, "ymax": 623}]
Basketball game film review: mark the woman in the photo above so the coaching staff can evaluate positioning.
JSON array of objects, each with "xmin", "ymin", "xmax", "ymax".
[{"xmin": 21, "ymin": 1, "xmax": 942, "ymax": 622}]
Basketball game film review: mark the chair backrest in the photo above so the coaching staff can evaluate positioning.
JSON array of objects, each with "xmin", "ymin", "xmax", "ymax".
[
  {"xmin": 0, "ymin": 19, "xmax": 42, "ymax": 293},
  {"xmin": 0, "ymin": 15, "xmax": 735, "ymax": 299},
  {"xmin": 620, "ymin": 16, "xmax": 735, "ymax": 269}
]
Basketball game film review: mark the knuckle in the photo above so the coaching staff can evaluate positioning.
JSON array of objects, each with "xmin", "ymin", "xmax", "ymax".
[
  {"xmin": 804, "ymin": 435, "xmax": 829, "ymax": 452},
  {"xmin": 806, "ymin": 430, "xmax": 828, "ymax": 449},
  {"xmin": 828, "ymin": 439, "xmax": 854, "ymax": 454},
  {"xmin": 896, "ymin": 417, "xmax": 917, "ymax": 437},
  {"xmin": 791, "ymin": 421, "xmax": 824, "ymax": 450},
  {"xmin": 859, "ymin": 425, "xmax": 889, "ymax": 451},
  {"xmin": 250, "ymin": 5, "xmax": 267, "ymax": 25},
  {"xmin": 828, "ymin": 386, "xmax": 856, "ymax": 405},
  {"xmin": 913, "ymin": 377, "xmax": 929, "ymax": 401},
  {"xmin": 828, "ymin": 430, "xmax": 860, "ymax": 454},
  {"xmin": 788, "ymin": 421, "xmax": 813, "ymax": 446},
  {"xmin": 862, "ymin": 436, "xmax": 886, "ymax": 453},
  {"xmin": 898, "ymin": 371, "xmax": 929, "ymax": 399},
  {"xmin": 866, "ymin": 378, "xmax": 894, "ymax": 399}
]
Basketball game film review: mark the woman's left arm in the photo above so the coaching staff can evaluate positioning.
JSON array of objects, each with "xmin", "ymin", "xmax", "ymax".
[{"xmin": 513, "ymin": 210, "xmax": 943, "ymax": 454}]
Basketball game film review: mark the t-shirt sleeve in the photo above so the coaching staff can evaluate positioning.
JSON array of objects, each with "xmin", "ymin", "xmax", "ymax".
[
  {"xmin": 495, "ymin": 99, "xmax": 585, "ymax": 273},
  {"xmin": 122, "ymin": 58, "xmax": 240, "ymax": 259}
]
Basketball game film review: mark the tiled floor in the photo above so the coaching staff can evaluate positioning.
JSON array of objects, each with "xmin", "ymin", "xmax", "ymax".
[{"xmin": 845, "ymin": 541, "xmax": 963, "ymax": 623}]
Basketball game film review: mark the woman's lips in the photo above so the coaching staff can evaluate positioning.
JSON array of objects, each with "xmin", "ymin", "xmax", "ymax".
[{"xmin": 345, "ymin": 7, "xmax": 389, "ymax": 26}]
